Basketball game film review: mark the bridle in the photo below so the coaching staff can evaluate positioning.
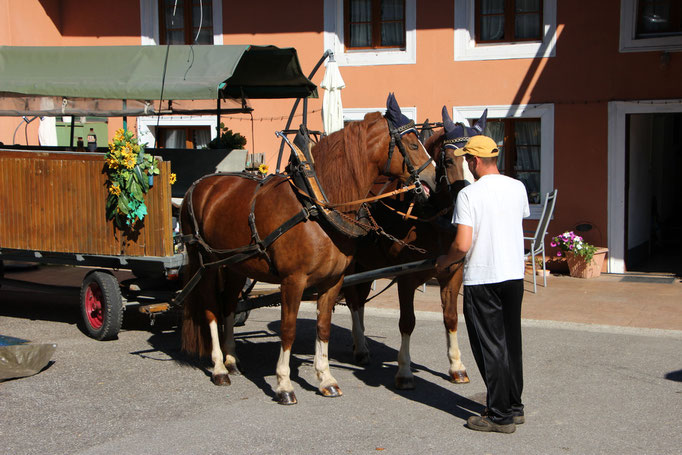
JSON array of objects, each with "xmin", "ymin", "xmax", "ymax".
[
  {"xmin": 438, "ymin": 136, "xmax": 469, "ymax": 190},
  {"xmin": 383, "ymin": 120, "xmax": 433, "ymax": 197}
]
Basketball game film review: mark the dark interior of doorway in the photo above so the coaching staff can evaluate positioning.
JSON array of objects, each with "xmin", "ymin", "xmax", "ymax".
[{"xmin": 626, "ymin": 113, "xmax": 682, "ymax": 277}]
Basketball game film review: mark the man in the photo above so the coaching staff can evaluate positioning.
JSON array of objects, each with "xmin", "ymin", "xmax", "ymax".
[{"xmin": 436, "ymin": 135, "xmax": 530, "ymax": 434}]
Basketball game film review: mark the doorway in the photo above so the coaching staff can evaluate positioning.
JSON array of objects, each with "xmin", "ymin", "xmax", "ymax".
[{"xmin": 625, "ymin": 113, "xmax": 682, "ymax": 276}]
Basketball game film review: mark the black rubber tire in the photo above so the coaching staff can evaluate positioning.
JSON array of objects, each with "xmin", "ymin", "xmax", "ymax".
[{"xmin": 80, "ymin": 270, "xmax": 124, "ymax": 340}]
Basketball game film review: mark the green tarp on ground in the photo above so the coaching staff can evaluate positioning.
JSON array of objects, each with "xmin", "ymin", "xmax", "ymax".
[{"xmin": 0, "ymin": 45, "xmax": 316, "ymax": 116}]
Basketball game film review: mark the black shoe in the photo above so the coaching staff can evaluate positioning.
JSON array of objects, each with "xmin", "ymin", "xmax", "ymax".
[
  {"xmin": 467, "ymin": 415, "xmax": 516, "ymax": 434},
  {"xmin": 482, "ymin": 408, "xmax": 525, "ymax": 425}
]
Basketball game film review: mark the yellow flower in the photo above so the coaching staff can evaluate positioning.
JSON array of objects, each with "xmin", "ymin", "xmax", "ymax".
[
  {"xmin": 169, "ymin": 173, "xmax": 177, "ymax": 185},
  {"xmin": 124, "ymin": 156, "xmax": 137, "ymax": 169},
  {"xmin": 258, "ymin": 164, "xmax": 269, "ymax": 175},
  {"xmin": 109, "ymin": 184, "xmax": 121, "ymax": 196}
]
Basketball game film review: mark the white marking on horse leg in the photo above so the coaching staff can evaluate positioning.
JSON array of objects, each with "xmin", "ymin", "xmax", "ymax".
[
  {"xmin": 222, "ymin": 312, "xmax": 238, "ymax": 372},
  {"xmin": 446, "ymin": 329, "xmax": 466, "ymax": 374},
  {"xmin": 209, "ymin": 319, "xmax": 228, "ymax": 376},
  {"xmin": 351, "ymin": 307, "xmax": 369, "ymax": 361},
  {"xmin": 314, "ymin": 338, "xmax": 338, "ymax": 391},
  {"xmin": 396, "ymin": 333, "xmax": 413, "ymax": 381},
  {"xmin": 275, "ymin": 347, "xmax": 294, "ymax": 394}
]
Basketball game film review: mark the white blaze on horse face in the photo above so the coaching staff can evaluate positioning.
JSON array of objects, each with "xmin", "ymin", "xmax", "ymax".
[
  {"xmin": 275, "ymin": 347, "xmax": 294, "ymax": 393},
  {"xmin": 209, "ymin": 320, "xmax": 228, "ymax": 376}
]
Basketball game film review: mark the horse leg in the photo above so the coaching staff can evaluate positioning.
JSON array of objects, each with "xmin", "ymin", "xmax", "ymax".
[
  {"xmin": 438, "ymin": 266, "xmax": 469, "ymax": 384},
  {"xmin": 344, "ymin": 281, "xmax": 373, "ymax": 365},
  {"xmin": 220, "ymin": 271, "xmax": 246, "ymax": 376},
  {"xmin": 314, "ymin": 277, "xmax": 345, "ymax": 398},
  {"xmin": 200, "ymin": 268, "xmax": 231, "ymax": 386},
  {"xmin": 275, "ymin": 275, "xmax": 306, "ymax": 405},
  {"xmin": 395, "ymin": 278, "xmax": 417, "ymax": 390}
]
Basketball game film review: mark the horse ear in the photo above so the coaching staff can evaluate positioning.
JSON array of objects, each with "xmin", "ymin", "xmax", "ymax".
[
  {"xmin": 473, "ymin": 108, "xmax": 488, "ymax": 133},
  {"xmin": 386, "ymin": 92, "xmax": 398, "ymax": 111},
  {"xmin": 442, "ymin": 106, "xmax": 455, "ymax": 133}
]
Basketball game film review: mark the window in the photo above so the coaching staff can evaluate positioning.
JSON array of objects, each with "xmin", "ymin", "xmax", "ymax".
[
  {"xmin": 476, "ymin": 0, "xmax": 543, "ymax": 43},
  {"xmin": 324, "ymin": 0, "xmax": 416, "ymax": 66},
  {"xmin": 635, "ymin": 0, "xmax": 682, "ymax": 38},
  {"xmin": 481, "ymin": 118, "xmax": 542, "ymax": 204},
  {"xmin": 454, "ymin": 0, "xmax": 557, "ymax": 61},
  {"xmin": 345, "ymin": 0, "xmax": 405, "ymax": 49},
  {"xmin": 156, "ymin": 126, "xmax": 211, "ymax": 148},
  {"xmin": 140, "ymin": 0, "xmax": 223, "ymax": 46},
  {"xmin": 137, "ymin": 115, "xmax": 218, "ymax": 150},
  {"xmin": 620, "ymin": 0, "xmax": 682, "ymax": 52},
  {"xmin": 457, "ymin": 104, "xmax": 554, "ymax": 218},
  {"xmin": 159, "ymin": 0, "xmax": 213, "ymax": 45}
]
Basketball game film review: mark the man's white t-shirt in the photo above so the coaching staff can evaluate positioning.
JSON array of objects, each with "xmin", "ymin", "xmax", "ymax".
[{"xmin": 454, "ymin": 174, "xmax": 530, "ymax": 286}]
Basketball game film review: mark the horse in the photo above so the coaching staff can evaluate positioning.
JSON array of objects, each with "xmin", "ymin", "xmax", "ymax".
[
  {"xmin": 180, "ymin": 94, "xmax": 438, "ymax": 405},
  {"xmin": 344, "ymin": 107, "xmax": 488, "ymax": 389}
]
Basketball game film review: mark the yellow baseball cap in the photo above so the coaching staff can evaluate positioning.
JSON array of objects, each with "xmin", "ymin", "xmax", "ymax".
[{"xmin": 454, "ymin": 135, "xmax": 499, "ymax": 157}]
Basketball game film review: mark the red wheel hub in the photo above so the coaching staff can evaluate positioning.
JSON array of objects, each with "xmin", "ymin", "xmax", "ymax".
[{"xmin": 85, "ymin": 282, "xmax": 104, "ymax": 329}]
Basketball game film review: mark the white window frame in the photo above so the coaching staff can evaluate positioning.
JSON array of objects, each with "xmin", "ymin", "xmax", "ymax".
[
  {"xmin": 343, "ymin": 106, "xmax": 417, "ymax": 123},
  {"xmin": 453, "ymin": 0, "xmax": 557, "ymax": 61},
  {"xmin": 619, "ymin": 0, "xmax": 682, "ymax": 52},
  {"xmin": 137, "ymin": 115, "xmax": 218, "ymax": 148},
  {"xmin": 455, "ymin": 104, "xmax": 554, "ymax": 219},
  {"xmin": 323, "ymin": 0, "xmax": 417, "ymax": 66},
  {"xmin": 140, "ymin": 0, "xmax": 223, "ymax": 46}
]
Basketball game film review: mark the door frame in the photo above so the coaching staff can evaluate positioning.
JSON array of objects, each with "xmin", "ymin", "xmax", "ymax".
[{"xmin": 607, "ymin": 99, "xmax": 682, "ymax": 273}]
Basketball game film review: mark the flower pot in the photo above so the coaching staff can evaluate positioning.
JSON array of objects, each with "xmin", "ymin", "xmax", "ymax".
[{"xmin": 566, "ymin": 248, "xmax": 608, "ymax": 279}]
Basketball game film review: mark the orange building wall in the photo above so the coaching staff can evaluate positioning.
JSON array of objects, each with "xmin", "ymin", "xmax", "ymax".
[{"xmin": 1, "ymin": 0, "xmax": 681, "ymax": 250}]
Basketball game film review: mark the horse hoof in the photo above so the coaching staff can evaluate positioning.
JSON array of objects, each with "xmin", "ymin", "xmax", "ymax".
[
  {"xmin": 277, "ymin": 391, "xmax": 298, "ymax": 405},
  {"xmin": 395, "ymin": 376, "xmax": 415, "ymax": 390},
  {"xmin": 212, "ymin": 373, "xmax": 231, "ymax": 386},
  {"xmin": 450, "ymin": 370, "xmax": 470, "ymax": 384},
  {"xmin": 354, "ymin": 352, "xmax": 370, "ymax": 366},
  {"xmin": 226, "ymin": 363, "xmax": 241, "ymax": 376},
  {"xmin": 321, "ymin": 384, "xmax": 343, "ymax": 398}
]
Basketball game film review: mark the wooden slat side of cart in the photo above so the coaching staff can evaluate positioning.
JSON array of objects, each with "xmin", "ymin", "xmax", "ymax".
[{"xmin": 0, "ymin": 149, "xmax": 173, "ymax": 258}]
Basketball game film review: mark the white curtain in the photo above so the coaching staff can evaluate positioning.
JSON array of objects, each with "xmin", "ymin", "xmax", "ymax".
[
  {"xmin": 164, "ymin": 129, "xmax": 186, "ymax": 148},
  {"xmin": 515, "ymin": 120, "xmax": 541, "ymax": 203},
  {"xmin": 194, "ymin": 129, "xmax": 211, "ymax": 149},
  {"xmin": 480, "ymin": 0, "xmax": 541, "ymax": 41}
]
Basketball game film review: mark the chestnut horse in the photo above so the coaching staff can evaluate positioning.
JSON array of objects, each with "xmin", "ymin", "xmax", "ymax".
[
  {"xmin": 180, "ymin": 96, "xmax": 437, "ymax": 405},
  {"xmin": 345, "ymin": 107, "xmax": 487, "ymax": 389}
]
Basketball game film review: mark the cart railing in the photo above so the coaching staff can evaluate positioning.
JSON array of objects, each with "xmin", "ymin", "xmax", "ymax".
[{"xmin": 0, "ymin": 149, "xmax": 174, "ymax": 258}]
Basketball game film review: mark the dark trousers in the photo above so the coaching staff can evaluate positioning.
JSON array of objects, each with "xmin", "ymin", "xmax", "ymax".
[{"xmin": 463, "ymin": 279, "xmax": 524, "ymax": 425}]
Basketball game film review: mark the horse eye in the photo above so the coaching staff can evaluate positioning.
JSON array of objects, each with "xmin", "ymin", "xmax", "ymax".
[{"xmin": 409, "ymin": 143, "xmax": 419, "ymax": 150}]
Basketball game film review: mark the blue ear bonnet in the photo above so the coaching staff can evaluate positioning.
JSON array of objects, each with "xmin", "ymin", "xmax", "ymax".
[
  {"xmin": 385, "ymin": 93, "xmax": 413, "ymax": 130},
  {"xmin": 442, "ymin": 106, "xmax": 487, "ymax": 149}
]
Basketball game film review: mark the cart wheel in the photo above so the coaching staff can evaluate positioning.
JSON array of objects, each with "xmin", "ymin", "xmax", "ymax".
[{"xmin": 80, "ymin": 270, "xmax": 124, "ymax": 340}]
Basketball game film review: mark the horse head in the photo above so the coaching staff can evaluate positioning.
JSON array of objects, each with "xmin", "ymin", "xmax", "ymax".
[
  {"xmin": 381, "ymin": 93, "xmax": 437, "ymax": 204},
  {"xmin": 432, "ymin": 106, "xmax": 489, "ymax": 199}
]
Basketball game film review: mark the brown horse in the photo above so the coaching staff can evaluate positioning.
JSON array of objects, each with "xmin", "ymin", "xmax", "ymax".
[
  {"xmin": 180, "ymin": 95, "xmax": 437, "ymax": 405},
  {"xmin": 345, "ymin": 107, "xmax": 487, "ymax": 389}
]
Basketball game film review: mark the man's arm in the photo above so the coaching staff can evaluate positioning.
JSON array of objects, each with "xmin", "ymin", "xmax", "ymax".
[{"xmin": 435, "ymin": 224, "xmax": 473, "ymax": 274}]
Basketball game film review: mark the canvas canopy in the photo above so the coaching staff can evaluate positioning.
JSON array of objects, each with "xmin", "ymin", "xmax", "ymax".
[{"xmin": 0, "ymin": 45, "xmax": 317, "ymax": 117}]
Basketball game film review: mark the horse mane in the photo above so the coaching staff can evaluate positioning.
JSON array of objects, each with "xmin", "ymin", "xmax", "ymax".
[
  {"xmin": 423, "ymin": 128, "xmax": 445, "ymax": 158},
  {"xmin": 310, "ymin": 112, "xmax": 385, "ymax": 211}
]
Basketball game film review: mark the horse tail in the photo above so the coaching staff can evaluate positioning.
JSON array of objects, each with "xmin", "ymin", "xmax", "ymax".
[{"xmin": 179, "ymin": 194, "xmax": 215, "ymax": 358}]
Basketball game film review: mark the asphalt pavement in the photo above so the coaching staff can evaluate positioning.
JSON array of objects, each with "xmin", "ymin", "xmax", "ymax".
[{"xmin": 1, "ymin": 280, "xmax": 681, "ymax": 455}]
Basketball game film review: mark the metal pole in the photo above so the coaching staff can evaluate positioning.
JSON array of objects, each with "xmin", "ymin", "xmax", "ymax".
[
  {"xmin": 276, "ymin": 49, "xmax": 332, "ymax": 173},
  {"xmin": 69, "ymin": 116, "xmax": 75, "ymax": 148}
]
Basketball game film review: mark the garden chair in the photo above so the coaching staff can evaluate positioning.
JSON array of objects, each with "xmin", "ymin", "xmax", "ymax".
[{"xmin": 525, "ymin": 189, "xmax": 558, "ymax": 293}]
